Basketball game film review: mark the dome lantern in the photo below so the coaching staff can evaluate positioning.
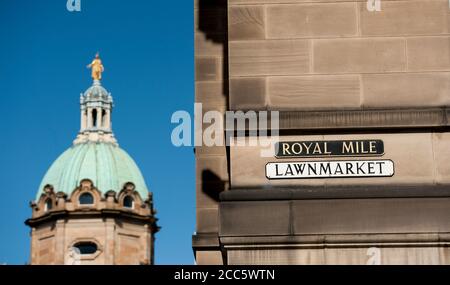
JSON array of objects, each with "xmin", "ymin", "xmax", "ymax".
[{"xmin": 74, "ymin": 53, "xmax": 116, "ymax": 145}]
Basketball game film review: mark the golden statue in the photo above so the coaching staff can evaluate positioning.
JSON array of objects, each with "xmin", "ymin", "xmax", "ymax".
[{"xmin": 87, "ymin": 53, "xmax": 104, "ymax": 81}]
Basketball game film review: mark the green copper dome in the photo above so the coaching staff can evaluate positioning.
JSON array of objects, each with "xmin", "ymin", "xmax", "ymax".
[{"xmin": 37, "ymin": 142, "xmax": 149, "ymax": 200}]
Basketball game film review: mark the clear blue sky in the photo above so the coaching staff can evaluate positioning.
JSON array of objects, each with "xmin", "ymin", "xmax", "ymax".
[{"xmin": 0, "ymin": 0, "xmax": 195, "ymax": 264}]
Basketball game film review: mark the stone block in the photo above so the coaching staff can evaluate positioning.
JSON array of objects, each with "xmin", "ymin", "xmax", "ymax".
[
  {"xmin": 432, "ymin": 132, "xmax": 450, "ymax": 184},
  {"xmin": 196, "ymin": 57, "xmax": 220, "ymax": 81},
  {"xmin": 360, "ymin": 1, "xmax": 448, "ymax": 36},
  {"xmin": 230, "ymin": 39, "xmax": 310, "ymax": 76},
  {"xmin": 196, "ymin": 155, "xmax": 229, "ymax": 182},
  {"xmin": 267, "ymin": 3, "xmax": 357, "ymax": 38},
  {"xmin": 407, "ymin": 36, "xmax": 450, "ymax": 71},
  {"xmin": 229, "ymin": 6, "xmax": 265, "ymax": 40},
  {"xmin": 313, "ymin": 38, "xmax": 406, "ymax": 74},
  {"xmin": 362, "ymin": 72, "xmax": 450, "ymax": 107},
  {"xmin": 197, "ymin": 207, "xmax": 219, "ymax": 233},
  {"xmin": 195, "ymin": 33, "xmax": 225, "ymax": 56},
  {"xmin": 229, "ymin": 77, "xmax": 267, "ymax": 110},
  {"xmin": 220, "ymin": 201, "xmax": 291, "ymax": 236},
  {"xmin": 267, "ymin": 75, "xmax": 361, "ymax": 110},
  {"xmin": 195, "ymin": 81, "xmax": 228, "ymax": 108}
]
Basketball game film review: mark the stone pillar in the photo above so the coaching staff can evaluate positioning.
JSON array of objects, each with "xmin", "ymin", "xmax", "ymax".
[
  {"xmin": 104, "ymin": 218, "xmax": 116, "ymax": 264},
  {"xmin": 105, "ymin": 191, "xmax": 116, "ymax": 208},
  {"xmin": 54, "ymin": 219, "xmax": 66, "ymax": 264},
  {"xmin": 81, "ymin": 108, "xmax": 87, "ymax": 131},
  {"xmin": 30, "ymin": 228, "xmax": 37, "ymax": 265},
  {"xmin": 105, "ymin": 109, "xmax": 111, "ymax": 131},
  {"xmin": 96, "ymin": 107, "xmax": 102, "ymax": 129},
  {"xmin": 87, "ymin": 108, "xmax": 93, "ymax": 129},
  {"xmin": 142, "ymin": 224, "xmax": 151, "ymax": 264},
  {"xmin": 56, "ymin": 193, "xmax": 67, "ymax": 210}
]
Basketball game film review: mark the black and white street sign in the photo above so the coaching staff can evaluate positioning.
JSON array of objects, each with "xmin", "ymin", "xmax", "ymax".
[{"xmin": 265, "ymin": 160, "xmax": 394, "ymax": 179}]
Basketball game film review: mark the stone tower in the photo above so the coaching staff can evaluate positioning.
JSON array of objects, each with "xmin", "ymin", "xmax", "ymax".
[{"xmin": 26, "ymin": 56, "xmax": 158, "ymax": 265}]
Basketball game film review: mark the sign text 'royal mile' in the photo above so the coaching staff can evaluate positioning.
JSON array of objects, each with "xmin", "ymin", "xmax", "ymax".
[{"xmin": 276, "ymin": 140, "xmax": 384, "ymax": 158}]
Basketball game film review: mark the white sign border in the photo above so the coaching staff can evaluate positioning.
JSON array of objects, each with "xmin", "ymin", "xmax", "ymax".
[{"xmin": 265, "ymin": 159, "xmax": 395, "ymax": 180}]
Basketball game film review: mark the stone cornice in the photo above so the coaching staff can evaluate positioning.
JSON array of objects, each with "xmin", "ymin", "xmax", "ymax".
[
  {"xmin": 25, "ymin": 209, "xmax": 159, "ymax": 232},
  {"xmin": 221, "ymin": 185, "xmax": 450, "ymax": 201},
  {"xmin": 226, "ymin": 107, "xmax": 450, "ymax": 132},
  {"xmin": 220, "ymin": 233, "xmax": 450, "ymax": 249}
]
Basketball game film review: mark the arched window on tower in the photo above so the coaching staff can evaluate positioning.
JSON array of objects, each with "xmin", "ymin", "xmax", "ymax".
[
  {"xmin": 79, "ymin": 193, "xmax": 94, "ymax": 205},
  {"xmin": 92, "ymin": 109, "xmax": 97, "ymax": 128},
  {"xmin": 123, "ymin": 196, "xmax": 134, "ymax": 209}
]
